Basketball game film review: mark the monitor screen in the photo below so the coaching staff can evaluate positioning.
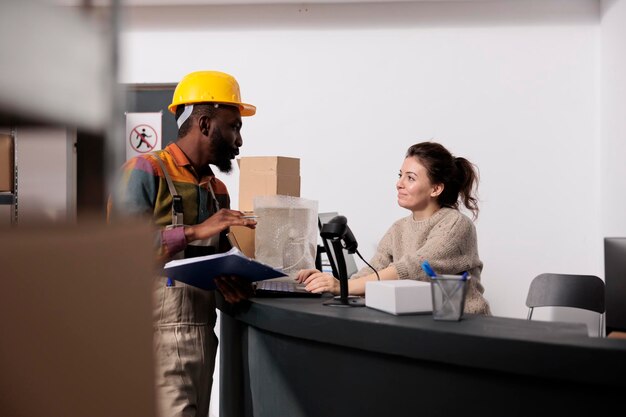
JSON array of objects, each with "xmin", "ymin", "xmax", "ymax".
[{"xmin": 604, "ymin": 237, "xmax": 626, "ymax": 333}]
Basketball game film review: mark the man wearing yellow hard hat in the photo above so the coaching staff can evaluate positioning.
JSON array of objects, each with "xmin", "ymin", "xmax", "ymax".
[{"xmin": 111, "ymin": 70, "xmax": 256, "ymax": 417}]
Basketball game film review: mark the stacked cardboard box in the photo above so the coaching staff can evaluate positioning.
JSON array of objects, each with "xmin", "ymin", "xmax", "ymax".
[
  {"xmin": 0, "ymin": 134, "xmax": 14, "ymax": 192},
  {"xmin": 230, "ymin": 156, "xmax": 300, "ymax": 258}
]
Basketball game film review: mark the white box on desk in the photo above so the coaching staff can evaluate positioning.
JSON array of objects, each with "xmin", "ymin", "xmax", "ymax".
[{"xmin": 365, "ymin": 280, "xmax": 432, "ymax": 315}]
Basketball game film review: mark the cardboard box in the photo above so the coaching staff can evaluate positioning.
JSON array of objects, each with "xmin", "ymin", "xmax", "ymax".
[
  {"xmin": 238, "ymin": 156, "xmax": 300, "ymax": 212},
  {"xmin": 231, "ymin": 156, "xmax": 300, "ymax": 258},
  {"xmin": 229, "ymin": 225, "xmax": 256, "ymax": 258},
  {"xmin": 0, "ymin": 134, "xmax": 14, "ymax": 192},
  {"xmin": 0, "ymin": 219, "xmax": 156, "ymax": 417}
]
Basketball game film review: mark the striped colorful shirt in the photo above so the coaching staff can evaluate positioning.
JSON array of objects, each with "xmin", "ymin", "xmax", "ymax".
[{"xmin": 109, "ymin": 142, "xmax": 231, "ymax": 262}]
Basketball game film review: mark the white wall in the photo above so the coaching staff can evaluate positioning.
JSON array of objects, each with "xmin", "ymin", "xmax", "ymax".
[
  {"xmin": 121, "ymin": 0, "xmax": 606, "ymax": 321},
  {"xmin": 601, "ymin": 0, "xmax": 626, "ymax": 236}
]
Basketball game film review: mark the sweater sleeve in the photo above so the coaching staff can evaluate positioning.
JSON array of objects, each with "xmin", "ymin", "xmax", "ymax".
[
  {"xmin": 351, "ymin": 227, "xmax": 396, "ymax": 279},
  {"xmin": 352, "ymin": 210, "xmax": 490, "ymax": 315},
  {"xmin": 394, "ymin": 214, "xmax": 490, "ymax": 315},
  {"xmin": 392, "ymin": 214, "xmax": 479, "ymax": 282}
]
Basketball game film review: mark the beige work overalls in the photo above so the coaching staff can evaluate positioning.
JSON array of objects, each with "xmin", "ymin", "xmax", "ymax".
[{"xmin": 153, "ymin": 155, "xmax": 220, "ymax": 417}]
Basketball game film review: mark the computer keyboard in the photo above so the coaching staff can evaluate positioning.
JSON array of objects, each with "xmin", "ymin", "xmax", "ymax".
[{"xmin": 254, "ymin": 280, "xmax": 322, "ymax": 298}]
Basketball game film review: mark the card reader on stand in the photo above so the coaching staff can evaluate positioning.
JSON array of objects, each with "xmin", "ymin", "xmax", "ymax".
[{"xmin": 320, "ymin": 216, "xmax": 365, "ymax": 307}]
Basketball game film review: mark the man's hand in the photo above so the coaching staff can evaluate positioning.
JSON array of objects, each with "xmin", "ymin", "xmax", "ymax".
[
  {"xmin": 185, "ymin": 209, "xmax": 257, "ymax": 243},
  {"xmin": 214, "ymin": 275, "xmax": 254, "ymax": 303}
]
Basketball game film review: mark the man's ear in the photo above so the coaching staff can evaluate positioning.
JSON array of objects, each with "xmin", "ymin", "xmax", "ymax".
[
  {"xmin": 198, "ymin": 114, "xmax": 211, "ymax": 137},
  {"xmin": 431, "ymin": 183, "xmax": 444, "ymax": 198}
]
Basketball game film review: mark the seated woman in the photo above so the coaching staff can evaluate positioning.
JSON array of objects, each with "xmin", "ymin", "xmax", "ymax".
[{"xmin": 297, "ymin": 141, "xmax": 491, "ymax": 315}]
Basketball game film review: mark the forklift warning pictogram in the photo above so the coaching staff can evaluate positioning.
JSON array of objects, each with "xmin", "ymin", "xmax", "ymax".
[{"xmin": 130, "ymin": 124, "xmax": 158, "ymax": 153}]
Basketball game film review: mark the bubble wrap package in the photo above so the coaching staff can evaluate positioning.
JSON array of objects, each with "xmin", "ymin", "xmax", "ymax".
[{"xmin": 254, "ymin": 195, "xmax": 319, "ymax": 277}]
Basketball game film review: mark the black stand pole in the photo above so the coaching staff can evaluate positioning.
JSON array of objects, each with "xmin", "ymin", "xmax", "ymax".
[
  {"xmin": 323, "ymin": 240, "xmax": 365, "ymax": 307},
  {"xmin": 315, "ymin": 244, "xmax": 324, "ymax": 271}
]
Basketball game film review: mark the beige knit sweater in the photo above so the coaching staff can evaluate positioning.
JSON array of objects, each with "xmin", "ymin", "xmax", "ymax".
[{"xmin": 353, "ymin": 207, "xmax": 491, "ymax": 315}]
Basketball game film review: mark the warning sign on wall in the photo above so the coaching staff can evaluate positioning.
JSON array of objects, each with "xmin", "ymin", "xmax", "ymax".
[{"xmin": 125, "ymin": 112, "xmax": 162, "ymax": 160}]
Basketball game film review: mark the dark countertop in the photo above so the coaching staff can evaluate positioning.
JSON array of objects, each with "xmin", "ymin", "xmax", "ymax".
[{"xmin": 220, "ymin": 295, "xmax": 626, "ymax": 387}]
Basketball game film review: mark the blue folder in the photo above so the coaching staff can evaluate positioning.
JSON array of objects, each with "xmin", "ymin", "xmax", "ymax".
[{"xmin": 162, "ymin": 247, "xmax": 287, "ymax": 290}]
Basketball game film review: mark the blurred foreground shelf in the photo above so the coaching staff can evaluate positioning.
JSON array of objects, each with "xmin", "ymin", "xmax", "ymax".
[
  {"xmin": 0, "ymin": 0, "xmax": 111, "ymax": 132},
  {"xmin": 0, "ymin": 220, "xmax": 156, "ymax": 417}
]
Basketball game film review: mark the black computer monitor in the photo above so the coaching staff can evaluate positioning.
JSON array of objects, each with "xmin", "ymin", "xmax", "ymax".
[{"xmin": 604, "ymin": 237, "xmax": 626, "ymax": 333}]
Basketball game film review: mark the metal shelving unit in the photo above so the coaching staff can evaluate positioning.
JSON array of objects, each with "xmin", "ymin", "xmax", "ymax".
[
  {"xmin": 0, "ymin": 1, "xmax": 121, "ymax": 223},
  {"xmin": 0, "ymin": 127, "xmax": 17, "ymax": 224},
  {"xmin": 0, "ymin": 193, "xmax": 12, "ymax": 205}
]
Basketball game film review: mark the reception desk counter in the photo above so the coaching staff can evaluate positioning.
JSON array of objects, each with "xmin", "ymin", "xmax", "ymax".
[{"xmin": 218, "ymin": 296, "xmax": 626, "ymax": 417}]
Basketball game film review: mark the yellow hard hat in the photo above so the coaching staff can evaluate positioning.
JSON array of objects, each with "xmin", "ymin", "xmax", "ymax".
[{"xmin": 168, "ymin": 70, "xmax": 256, "ymax": 116}]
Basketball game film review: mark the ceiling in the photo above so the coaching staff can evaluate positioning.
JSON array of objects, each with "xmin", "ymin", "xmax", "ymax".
[{"xmin": 53, "ymin": 0, "xmax": 480, "ymax": 6}]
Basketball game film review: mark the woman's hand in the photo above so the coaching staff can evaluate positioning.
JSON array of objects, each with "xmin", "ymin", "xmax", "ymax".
[{"xmin": 296, "ymin": 269, "xmax": 340, "ymax": 295}]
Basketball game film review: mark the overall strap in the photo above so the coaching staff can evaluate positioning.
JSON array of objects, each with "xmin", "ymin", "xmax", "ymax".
[
  {"xmin": 152, "ymin": 152, "xmax": 184, "ymax": 226},
  {"xmin": 207, "ymin": 179, "xmax": 221, "ymax": 212}
]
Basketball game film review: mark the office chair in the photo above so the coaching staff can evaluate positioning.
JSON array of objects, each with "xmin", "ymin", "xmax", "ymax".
[{"xmin": 526, "ymin": 273, "xmax": 606, "ymax": 337}]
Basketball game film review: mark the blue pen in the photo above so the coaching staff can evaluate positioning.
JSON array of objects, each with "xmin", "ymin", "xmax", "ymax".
[
  {"xmin": 461, "ymin": 271, "xmax": 469, "ymax": 281},
  {"xmin": 167, "ymin": 277, "xmax": 174, "ymax": 287},
  {"xmin": 421, "ymin": 261, "xmax": 437, "ymax": 278}
]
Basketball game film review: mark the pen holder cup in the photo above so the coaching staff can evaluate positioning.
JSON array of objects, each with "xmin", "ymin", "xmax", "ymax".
[{"xmin": 430, "ymin": 275, "xmax": 469, "ymax": 321}]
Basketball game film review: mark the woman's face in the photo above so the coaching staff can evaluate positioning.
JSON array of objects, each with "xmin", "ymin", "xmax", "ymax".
[{"xmin": 396, "ymin": 156, "xmax": 440, "ymax": 213}]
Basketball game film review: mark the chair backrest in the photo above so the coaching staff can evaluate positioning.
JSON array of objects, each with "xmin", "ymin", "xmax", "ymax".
[{"xmin": 526, "ymin": 273, "xmax": 605, "ymax": 336}]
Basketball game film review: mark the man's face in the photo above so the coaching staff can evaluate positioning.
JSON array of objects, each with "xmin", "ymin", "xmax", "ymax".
[{"xmin": 209, "ymin": 106, "xmax": 243, "ymax": 173}]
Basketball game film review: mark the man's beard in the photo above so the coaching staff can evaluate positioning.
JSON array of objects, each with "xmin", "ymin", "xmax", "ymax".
[{"xmin": 211, "ymin": 127, "xmax": 236, "ymax": 173}]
